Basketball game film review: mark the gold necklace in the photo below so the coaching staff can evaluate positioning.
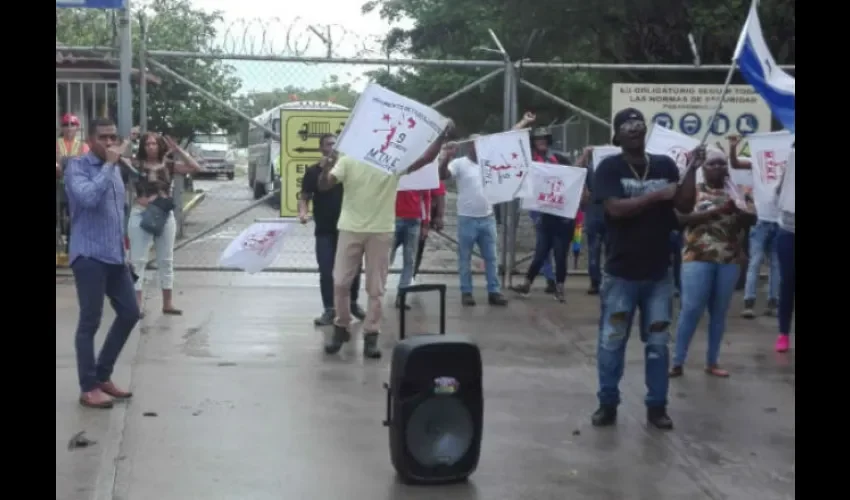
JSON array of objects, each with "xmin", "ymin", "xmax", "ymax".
[{"xmin": 624, "ymin": 153, "xmax": 651, "ymax": 181}]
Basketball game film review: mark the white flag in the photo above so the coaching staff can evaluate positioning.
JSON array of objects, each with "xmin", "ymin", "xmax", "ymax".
[
  {"xmin": 334, "ymin": 83, "xmax": 449, "ymax": 175},
  {"xmin": 398, "ymin": 160, "xmax": 440, "ymax": 191},
  {"xmin": 474, "ymin": 129, "xmax": 533, "ymax": 204},
  {"xmin": 219, "ymin": 222, "xmax": 293, "ymax": 274},
  {"xmin": 746, "ymin": 131, "xmax": 794, "ymax": 219},
  {"xmin": 591, "ymin": 145, "xmax": 621, "ymax": 171},
  {"xmin": 521, "ymin": 162, "xmax": 587, "ymax": 219},
  {"xmin": 645, "ymin": 125, "xmax": 700, "ymax": 175}
]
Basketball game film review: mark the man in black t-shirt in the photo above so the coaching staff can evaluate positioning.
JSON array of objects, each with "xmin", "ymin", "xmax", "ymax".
[
  {"xmin": 591, "ymin": 108, "xmax": 701, "ymax": 431},
  {"xmin": 299, "ymin": 134, "xmax": 365, "ymax": 326}
]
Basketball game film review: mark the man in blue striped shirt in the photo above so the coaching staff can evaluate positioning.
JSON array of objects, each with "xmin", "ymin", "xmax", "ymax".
[{"xmin": 65, "ymin": 118, "xmax": 140, "ymax": 409}]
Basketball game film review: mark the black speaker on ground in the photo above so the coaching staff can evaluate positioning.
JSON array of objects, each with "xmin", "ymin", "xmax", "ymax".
[{"xmin": 383, "ymin": 284, "xmax": 483, "ymax": 484}]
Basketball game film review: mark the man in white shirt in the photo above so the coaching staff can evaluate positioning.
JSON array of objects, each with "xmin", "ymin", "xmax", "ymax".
[{"xmin": 438, "ymin": 140, "xmax": 508, "ymax": 307}]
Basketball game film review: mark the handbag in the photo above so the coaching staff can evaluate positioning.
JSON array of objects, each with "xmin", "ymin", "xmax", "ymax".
[{"xmin": 139, "ymin": 196, "xmax": 175, "ymax": 236}]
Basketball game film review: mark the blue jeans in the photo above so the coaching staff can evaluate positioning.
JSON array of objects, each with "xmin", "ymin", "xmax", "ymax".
[
  {"xmin": 673, "ymin": 262, "xmax": 739, "ymax": 367},
  {"xmin": 585, "ymin": 221, "xmax": 606, "ymax": 289},
  {"xmin": 316, "ymin": 232, "xmax": 360, "ymax": 311},
  {"xmin": 670, "ymin": 231, "xmax": 684, "ymax": 291},
  {"xmin": 529, "ymin": 212, "xmax": 554, "ymax": 281},
  {"xmin": 744, "ymin": 220, "xmax": 780, "ymax": 302},
  {"xmin": 71, "ymin": 257, "xmax": 141, "ymax": 393},
  {"xmin": 527, "ymin": 213, "xmax": 573, "ymax": 284},
  {"xmin": 393, "ymin": 218, "xmax": 421, "ymax": 290},
  {"xmin": 457, "ymin": 215, "xmax": 500, "ymax": 294},
  {"xmin": 776, "ymin": 228, "xmax": 795, "ymax": 335},
  {"xmin": 597, "ymin": 272, "xmax": 674, "ymax": 408}
]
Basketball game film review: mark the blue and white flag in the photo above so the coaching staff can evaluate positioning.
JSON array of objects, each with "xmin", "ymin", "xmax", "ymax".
[{"xmin": 733, "ymin": 1, "xmax": 795, "ymax": 133}]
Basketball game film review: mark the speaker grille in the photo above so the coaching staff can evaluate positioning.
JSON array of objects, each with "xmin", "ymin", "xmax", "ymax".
[{"xmin": 405, "ymin": 397, "xmax": 474, "ymax": 467}]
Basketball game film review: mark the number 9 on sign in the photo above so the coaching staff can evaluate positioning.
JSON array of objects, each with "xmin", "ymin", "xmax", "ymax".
[{"xmin": 396, "ymin": 133, "xmax": 406, "ymax": 144}]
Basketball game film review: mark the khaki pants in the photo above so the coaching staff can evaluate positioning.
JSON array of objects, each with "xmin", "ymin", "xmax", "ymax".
[{"xmin": 333, "ymin": 231, "xmax": 393, "ymax": 333}]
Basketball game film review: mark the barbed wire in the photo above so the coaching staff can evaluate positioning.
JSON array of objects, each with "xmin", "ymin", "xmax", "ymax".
[{"xmin": 56, "ymin": 9, "xmax": 394, "ymax": 59}]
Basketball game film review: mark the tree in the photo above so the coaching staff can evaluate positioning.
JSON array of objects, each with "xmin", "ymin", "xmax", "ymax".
[
  {"xmin": 56, "ymin": 0, "xmax": 243, "ymax": 140},
  {"xmin": 234, "ymin": 75, "xmax": 360, "ymax": 117},
  {"xmin": 362, "ymin": 0, "xmax": 795, "ymax": 135}
]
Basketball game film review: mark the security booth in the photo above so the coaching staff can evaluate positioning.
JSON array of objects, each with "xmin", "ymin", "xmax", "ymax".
[{"xmin": 55, "ymin": 47, "xmax": 160, "ymax": 267}]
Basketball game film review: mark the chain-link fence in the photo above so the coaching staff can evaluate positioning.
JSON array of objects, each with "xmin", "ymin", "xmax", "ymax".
[{"xmin": 58, "ymin": 11, "xmax": 794, "ymax": 285}]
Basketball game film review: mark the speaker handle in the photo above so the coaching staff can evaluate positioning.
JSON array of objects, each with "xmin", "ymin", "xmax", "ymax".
[
  {"xmin": 398, "ymin": 284, "xmax": 447, "ymax": 340},
  {"xmin": 382, "ymin": 382, "xmax": 392, "ymax": 426}
]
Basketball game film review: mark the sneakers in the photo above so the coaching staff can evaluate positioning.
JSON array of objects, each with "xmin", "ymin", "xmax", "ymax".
[
  {"xmin": 461, "ymin": 293, "xmax": 476, "ymax": 307},
  {"xmin": 741, "ymin": 299, "xmax": 756, "ymax": 319},
  {"xmin": 591, "ymin": 405, "xmax": 674, "ymax": 430},
  {"xmin": 510, "ymin": 282, "xmax": 531, "ymax": 296},
  {"xmin": 363, "ymin": 332, "xmax": 382, "ymax": 359},
  {"xmin": 775, "ymin": 334, "xmax": 790, "ymax": 353},
  {"xmin": 544, "ymin": 280, "xmax": 556, "ymax": 294},
  {"xmin": 764, "ymin": 299, "xmax": 778, "ymax": 317},
  {"xmin": 324, "ymin": 325, "xmax": 351, "ymax": 354},
  {"xmin": 553, "ymin": 284, "xmax": 565, "ymax": 303},
  {"xmin": 314, "ymin": 309, "xmax": 334, "ymax": 327}
]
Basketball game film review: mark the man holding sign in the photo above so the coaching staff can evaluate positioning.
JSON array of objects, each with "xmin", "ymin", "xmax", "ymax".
[
  {"xmin": 317, "ymin": 123, "xmax": 453, "ymax": 359},
  {"xmin": 591, "ymin": 108, "xmax": 700, "ymax": 431}
]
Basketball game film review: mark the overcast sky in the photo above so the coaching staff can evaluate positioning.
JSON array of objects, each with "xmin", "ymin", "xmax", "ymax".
[{"xmin": 191, "ymin": 0, "xmax": 413, "ymax": 94}]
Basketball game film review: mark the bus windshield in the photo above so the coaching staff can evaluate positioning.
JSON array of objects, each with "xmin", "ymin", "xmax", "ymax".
[{"xmin": 194, "ymin": 134, "xmax": 229, "ymax": 144}]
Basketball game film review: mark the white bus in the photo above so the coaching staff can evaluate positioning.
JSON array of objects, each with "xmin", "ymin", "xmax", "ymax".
[{"xmin": 247, "ymin": 100, "xmax": 350, "ymax": 201}]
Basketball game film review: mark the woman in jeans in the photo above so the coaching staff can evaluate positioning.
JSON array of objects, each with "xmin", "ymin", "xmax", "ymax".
[
  {"xmin": 774, "ymin": 147, "xmax": 795, "ymax": 353},
  {"xmin": 670, "ymin": 150, "xmax": 755, "ymax": 378},
  {"xmin": 128, "ymin": 133, "xmax": 202, "ymax": 315}
]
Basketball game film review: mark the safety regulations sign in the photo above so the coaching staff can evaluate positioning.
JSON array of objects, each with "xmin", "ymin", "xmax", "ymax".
[
  {"xmin": 279, "ymin": 109, "xmax": 349, "ymax": 216},
  {"xmin": 610, "ymin": 83, "xmax": 772, "ymax": 142}
]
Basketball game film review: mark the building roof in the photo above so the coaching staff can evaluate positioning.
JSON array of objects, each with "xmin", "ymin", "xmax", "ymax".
[{"xmin": 55, "ymin": 46, "xmax": 161, "ymax": 84}]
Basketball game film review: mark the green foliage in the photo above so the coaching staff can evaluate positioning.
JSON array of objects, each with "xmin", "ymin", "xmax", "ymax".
[
  {"xmin": 362, "ymin": 0, "xmax": 795, "ymax": 134},
  {"xmin": 234, "ymin": 75, "xmax": 361, "ymax": 117},
  {"xmin": 57, "ymin": 0, "xmax": 242, "ymax": 140}
]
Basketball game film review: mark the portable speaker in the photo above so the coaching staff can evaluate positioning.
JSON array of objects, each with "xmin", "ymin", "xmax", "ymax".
[{"xmin": 383, "ymin": 284, "xmax": 483, "ymax": 484}]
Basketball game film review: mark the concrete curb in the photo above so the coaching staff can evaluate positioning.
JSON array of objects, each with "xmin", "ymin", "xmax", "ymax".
[{"xmin": 182, "ymin": 191, "xmax": 206, "ymax": 214}]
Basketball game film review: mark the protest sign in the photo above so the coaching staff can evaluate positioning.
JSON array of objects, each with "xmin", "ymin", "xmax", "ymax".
[
  {"xmin": 219, "ymin": 222, "xmax": 293, "ymax": 274},
  {"xmin": 520, "ymin": 162, "xmax": 587, "ymax": 219},
  {"xmin": 746, "ymin": 131, "xmax": 795, "ymax": 219},
  {"xmin": 398, "ymin": 160, "xmax": 440, "ymax": 191},
  {"xmin": 474, "ymin": 129, "xmax": 533, "ymax": 204},
  {"xmin": 646, "ymin": 125, "xmax": 700, "ymax": 175},
  {"xmin": 335, "ymin": 83, "xmax": 449, "ymax": 175},
  {"xmin": 591, "ymin": 145, "xmax": 621, "ymax": 171}
]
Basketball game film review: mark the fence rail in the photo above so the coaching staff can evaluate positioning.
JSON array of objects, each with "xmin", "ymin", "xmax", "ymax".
[{"xmin": 56, "ymin": 24, "xmax": 793, "ymax": 284}]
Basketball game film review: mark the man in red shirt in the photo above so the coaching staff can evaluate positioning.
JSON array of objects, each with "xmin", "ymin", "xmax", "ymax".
[{"xmin": 392, "ymin": 188, "xmax": 432, "ymax": 309}]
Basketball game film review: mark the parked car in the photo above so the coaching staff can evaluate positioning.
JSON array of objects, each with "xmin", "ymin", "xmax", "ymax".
[{"xmin": 186, "ymin": 133, "xmax": 235, "ymax": 180}]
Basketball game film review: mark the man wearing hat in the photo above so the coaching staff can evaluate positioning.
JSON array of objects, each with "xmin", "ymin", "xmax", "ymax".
[
  {"xmin": 519, "ymin": 113, "xmax": 572, "ymax": 294},
  {"xmin": 591, "ymin": 107, "xmax": 701, "ymax": 431}
]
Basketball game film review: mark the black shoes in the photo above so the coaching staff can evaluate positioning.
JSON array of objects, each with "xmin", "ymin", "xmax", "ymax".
[
  {"xmin": 553, "ymin": 284, "xmax": 565, "ymax": 303},
  {"xmin": 591, "ymin": 405, "xmax": 674, "ymax": 430},
  {"xmin": 544, "ymin": 280, "xmax": 556, "ymax": 294},
  {"xmin": 363, "ymin": 332, "xmax": 382, "ymax": 359},
  {"xmin": 591, "ymin": 406, "xmax": 617, "ymax": 427},
  {"xmin": 395, "ymin": 296, "xmax": 411, "ymax": 310},
  {"xmin": 461, "ymin": 293, "xmax": 476, "ymax": 307},
  {"xmin": 488, "ymin": 292, "xmax": 509, "ymax": 306}
]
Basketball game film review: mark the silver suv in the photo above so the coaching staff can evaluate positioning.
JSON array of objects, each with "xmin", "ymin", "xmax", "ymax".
[{"xmin": 186, "ymin": 133, "xmax": 235, "ymax": 180}]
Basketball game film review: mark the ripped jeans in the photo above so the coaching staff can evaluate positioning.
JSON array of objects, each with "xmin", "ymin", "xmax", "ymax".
[{"xmin": 597, "ymin": 271, "xmax": 674, "ymax": 409}]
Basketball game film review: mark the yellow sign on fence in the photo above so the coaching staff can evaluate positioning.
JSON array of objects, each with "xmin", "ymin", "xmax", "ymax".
[{"xmin": 279, "ymin": 109, "xmax": 349, "ymax": 216}]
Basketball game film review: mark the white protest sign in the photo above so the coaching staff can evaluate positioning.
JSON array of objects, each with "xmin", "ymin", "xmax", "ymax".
[
  {"xmin": 610, "ymin": 83, "xmax": 771, "ymax": 141},
  {"xmin": 398, "ymin": 160, "xmax": 439, "ymax": 191},
  {"xmin": 592, "ymin": 145, "xmax": 621, "ymax": 171},
  {"xmin": 520, "ymin": 162, "xmax": 587, "ymax": 219},
  {"xmin": 219, "ymin": 222, "xmax": 293, "ymax": 274},
  {"xmin": 746, "ymin": 131, "xmax": 794, "ymax": 220},
  {"xmin": 474, "ymin": 129, "xmax": 533, "ymax": 204},
  {"xmin": 778, "ymin": 148, "xmax": 795, "ymax": 214},
  {"xmin": 646, "ymin": 125, "xmax": 700, "ymax": 175},
  {"xmin": 335, "ymin": 83, "xmax": 449, "ymax": 175}
]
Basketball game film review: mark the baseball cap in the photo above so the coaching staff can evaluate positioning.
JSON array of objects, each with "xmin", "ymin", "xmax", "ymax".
[{"xmin": 611, "ymin": 107, "xmax": 645, "ymax": 146}]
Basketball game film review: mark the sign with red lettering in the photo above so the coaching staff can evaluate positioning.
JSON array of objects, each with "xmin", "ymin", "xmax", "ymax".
[
  {"xmin": 521, "ymin": 162, "xmax": 587, "ymax": 218},
  {"xmin": 747, "ymin": 131, "xmax": 794, "ymax": 221},
  {"xmin": 474, "ymin": 129, "xmax": 533, "ymax": 204}
]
